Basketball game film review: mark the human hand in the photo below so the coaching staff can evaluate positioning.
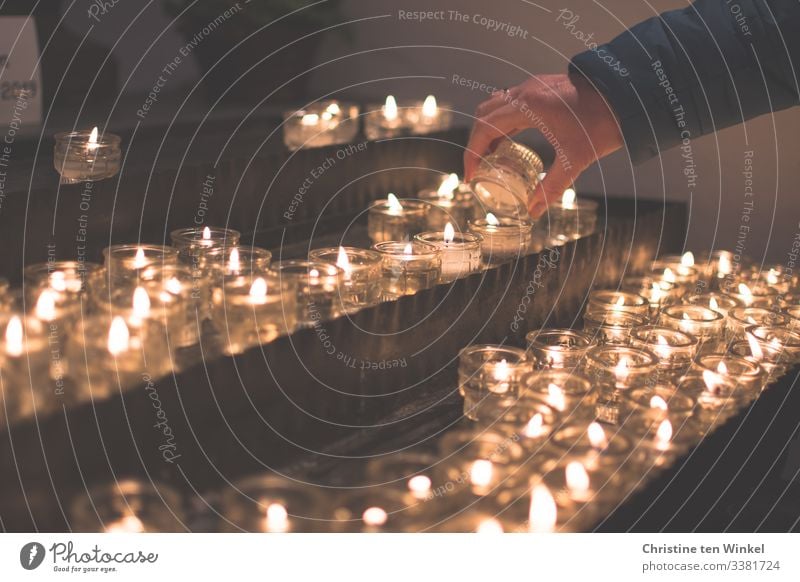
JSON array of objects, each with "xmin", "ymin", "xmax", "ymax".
[{"xmin": 464, "ymin": 73, "xmax": 623, "ymax": 218}]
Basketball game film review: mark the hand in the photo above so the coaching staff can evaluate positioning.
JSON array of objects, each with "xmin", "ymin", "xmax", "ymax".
[{"xmin": 464, "ymin": 73, "xmax": 623, "ymax": 218}]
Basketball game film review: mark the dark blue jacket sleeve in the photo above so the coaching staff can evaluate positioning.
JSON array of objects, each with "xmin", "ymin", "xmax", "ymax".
[{"xmin": 570, "ymin": 0, "xmax": 800, "ymax": 163}]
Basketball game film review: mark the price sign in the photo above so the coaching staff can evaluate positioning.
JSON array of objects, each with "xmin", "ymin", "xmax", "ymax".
[{"xmin": 0, "ymin": 16, "xmax": 43, "ymax": 134}]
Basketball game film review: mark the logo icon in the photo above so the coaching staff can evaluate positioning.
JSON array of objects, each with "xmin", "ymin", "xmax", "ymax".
[{"xmin": 20, "ymin": 542, "xmax": 45, "ymax": 570}]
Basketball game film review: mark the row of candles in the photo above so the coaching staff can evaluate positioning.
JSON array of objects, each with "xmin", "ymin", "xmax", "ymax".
[{"xmin": 54, "ymin": 248, "xmax": 800, "ymax": 533}]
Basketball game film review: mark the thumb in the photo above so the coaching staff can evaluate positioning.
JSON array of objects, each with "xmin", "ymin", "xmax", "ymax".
[{"xmin": 528, "ymin": 163, "xmax": 575, "ymax": 219}]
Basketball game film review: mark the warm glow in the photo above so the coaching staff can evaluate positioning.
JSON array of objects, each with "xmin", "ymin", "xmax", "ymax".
[
  {"xmin": 165, "ymin": 277, "xmax": 182, "ymax": 295},
  {"xmin": 702, "ymin": 369, "xmax": 724, "ymax": 394},
  {"xmin": 309, "ymin": 269, "xmax": 320, "ymax": 279},
  {"xmin": 470, "ymin": 459, "xmax": 494, "ymax": 488},
  {"xmin": 709, "ymin": 297, "xmax": 719, "ymax": 311},
  {"xmin": 437, "ymin": 173, "xmax": 459, "ymax": 199},
  {"xmin": 655, "ymin": 419, "xmax": 673, "ymax": 450},
  {"xmin": 681, "ymin": 251, "xmax": 695, "ymax": 267},
  {"xmin": 767, "ymin": 268, "xmax": 779, "ymax": 285},
  {"xmin": 301, "ymin": 113, "xmax": 319, "ymax": 126},
  {"xmin": 614, "ymin": 357, "xmax": 630, "ymax": 382},
  {"xmin": 132, "ymin": 286, "xmax": 151, "ymax": 321},
  {"xmin": 528, "ymin": 484, "xmax": 557, "ymax": 533},
  {"xmin": 718, "ymin": 253, "xmax": 732, "ymax": 275},
  {"xmin": 265, "ymin": 503, "xmax": 290, "ymax": 533},
  {"xmin": 523, "ymin": 413, "xmax": 545, "ymax": 438},
  {"xmin": 336, "ymin": 247, "xmax": 352, "ymax": 278},
  {"xmin": 650, "ymin": 282, "xmax": 664, "ymax": 301},
  {"xmin": 408, "ymin": 475, "xmax": 432, "ymax": 499},
  {"xmin": 561, "ymin": 188, "xmax": 577, "ymax": 210},
  {"xmin": 612, "ymin": 295, "xmax": 625, "ymax": 310},
  {"xmin": 747, "ymin": 334, "xmax": 764, "ymax": 360},
  {"xmin": 403, "ymin": 243, "xmax": 414, "ymax": 257},
  {"xmin": 249, "ymin": 277, "xmax": 268, "ymax": 299},
  {"xmin": 663, "ymin": 268, "xmax": 676, "ymax": 283},
  {"xmin": 422, "ymin": 94, "xmax": 438, "ymax": 118},
  {"xmin": 386, "ymin": 193, "xmax": 403, "ymax": 215},
  {"xmin": 87, "ymin": 126, "xmax": 99, "ymax": 151},
  {"xmin": 650, "ymin": 395, "xmax": 669, "ymax": 411},
  {"xmin": 443, "ymin": 222, "xmax": 456, "ymax": 245},
  {"xmin": 105, "ymin": 514, "xmax": 144, "ymax": 533},
  {"xmin": 383, "ymin": 95, "xmax": 398, "ymax": 121},
  {"xmin": 717, "ymin": 361, "xmax": 729, "ymax": 375},
  {"xmin": 5, "ymin": 316, "xmax": 24, "ymax": 357},
  {"xmin": 654, "ymin": 334, "xmax": 671, "ymax": 359},
  {"xmin": 738, "ymin": 283, "xmax": 753, "ymax": 299},
  {"xmin": 588, "ymin": 422, "xmax": 608, "ymax": 449},
  {"xmin": 133, "ymin": 247, "xmax": 147, "ymax": 270},
  {"xmin": 547, "ymin": 383, "xmax": 566, "ymax": 412},
  {"xmin": 202, "ymin": 226, "xmax": 212, "ymax": 240},
  {"xmin": 107, "ymin": 316, "xmax": 131, "ymax": 356},
  {"xmin": 362, "ymin": 507, "xmax": 388, "ymax": 527},
  {"xmin": 228, "ymin": 247, "xmax": 241, "ymax": 272},
  {"xmin": 35, "ymin": 289, "xmax": 58, "ymax": 322},
  {"xmin": 325, "ymin": 102, "xmax": 341, "ymax": 116},
  {"xmin": 565, "ymin": 462, "xmax": 591, "ymax": 496},
  {"xmin": 486, "ymin": 213, "xmax": 500, "ymax": 226},
  {"xmin": 476, "ymin": 519, "xmax": 504, "ymax": 534}
]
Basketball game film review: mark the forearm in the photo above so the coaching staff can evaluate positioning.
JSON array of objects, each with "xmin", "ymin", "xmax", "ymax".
[{"xmin": 570, "ymin": 0, "xmax": 800, "ymax": 163}]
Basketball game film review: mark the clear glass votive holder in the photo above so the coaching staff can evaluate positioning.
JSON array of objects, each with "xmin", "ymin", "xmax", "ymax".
[
  {"xmin": 470, "ymin": 139, "xmax": 544, "ymax": 218},
  {"xmin": 548, "ymin": 419, "xmax": 641, "ymax": 472},
  {"xmin": 468, "ymin": 214, "xmax": 532, "ymax": 264},
  {"xmin": 458, "ymin": 344, "xmax": 530, "ymax": 421},
  {"xmin": 365, "ymin": 451, "xmax": 441, "ymax": 500},
  {"xmin": 24, "ymin": 261, "xmax": 102, "ymax": 333},
  {"xmin": 419, "ymin": 178, "xmax": 476, "ymax": 232},
  {"xmin": 690, "ymin": 353, "xmax": 767, "ymax": 396},
  {"xmin": 723, "ymin": 280, "xmax": 778, "ymax": 308},
  {"xmin": 529, "ymin": 460, "xmax": 625, "ymax": 519},
  {"xmin": 471, "ymin": 393, "xmax": 560, "ymax": 453},
  {"xmin": 586, "ymin": 290, "xmax": 650, "ymax": 320},
  {"xmin": 621, "ymin": 276, "xmax": 681, "ymax": 319},
  {"xmin": 271, "ymin": 260, "xmax": 344, "ymax": 328},
  {"xmin": 659, "ymin": 304, "xmax": 725, "ymax": 354},
  {"xmin": 211, "ymin": 273, "xmax": 296, "ymax": 354},
  {"xmin": 519, "ymin": 369, "xmax": 596, "ymax": 417},
  {"xmin": 415, "ymin": 229, "xmax": 482, "ymax": 282},
  {"xmin": 745, "ymin": 325, "xmax": 800, "ymax": 365},
  {"xmin": 621, "ymin": 416, "xmax": 704, "ymax": 470},
  {"xmin": 309, "ymin": 247, "xmax": 382, "ymax": 310},
  {"xmin": 583, "ymin": 310, "xmax": 647, "ymax": 345},
  {"xmin": 219, "ymin": 474, "xmax": 326, "ymax": 532},
  {"xmin": 619, "ymin": 384, "xmax": 697, "ymax": 427},
  {"xmin": 170, "ymin": 226, "xmax": 242, "ymax": 274},
  {"xmin": 282, "ymin": 100, "xmax": 360, "ymax": 151},
  {"xmin": 676, "ymin": 372, "xmax": 748, "ymax": 426},
  {"xmin": 407, "ymin": 96, "xmax": 453, "ymax": 134},
  {"xmin": 367, "ymin": 198, "xmax": 429, "ymax": 244},
  {"xmin": 53, "ymin": 129, "xmax": 121, "ymax": 184},
  {"xmin": 206, "ymin": 245, "xmax": 273, "ymax": 279},
  {"xmin": 69, "ymin": 480, "xmax": 184, "ymax": 532},
  {"xmin": 103, "ymin": 244, "xmax": 180, "ymax": 283},
  {"xmin": 683, "ymin": 291, "xmax": 742, "ymax": 319},
  {"xmin": 364, "ymin": 97, "xmax": 410, "ymax": 141},
  {"xmin": 372, "ymin": 241, "xmax": 442, "ymax": 299},
  {"xmin": 526, "ymin": 328, "xmax": 594, "ymax": 371},
  {"xmin": 584, "ymin": 345, "xmax": 659, "ymax": 393},
  {"xmin": 630, "ymin": 325, "xmax": 698, "ymax": 382},
  {"xmin": 652, "ymin": 262, "xmax": 700, "ymax": 289},
  {"xmin": 330, "ymin": 487, "xmax": 423, "ymax": 533},
  {"xmin": 725, "ymin": 306, "xmax": 789, "ymax": 344},
  {"xmin": 728, "ymin": 340, "xmax": 787, "ymax": 381},
  {"xmin": 543, "ymin": 195, "xmax": 599, "ymax": 245}
]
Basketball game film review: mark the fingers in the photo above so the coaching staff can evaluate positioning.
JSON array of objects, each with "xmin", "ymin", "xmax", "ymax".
[
  {"xmin": 474, "ymin": 87, "xmax": 518, "ymax": 118},
  {"xmin": 528, "ymin": 163, "xmax": 576, "ymax": 219},
  {"xmin": 463, "ymin": 104, "xmax": 524, "ymax": 181}
]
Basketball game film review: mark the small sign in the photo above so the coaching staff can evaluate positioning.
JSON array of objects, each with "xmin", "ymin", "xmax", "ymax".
[{"xmin": 0, "ymin": 16, "xmax": 43, "ymax": 134}]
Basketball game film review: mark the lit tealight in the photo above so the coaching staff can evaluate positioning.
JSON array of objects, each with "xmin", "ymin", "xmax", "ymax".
[
  {"xmin": 565, "ymin": 462, "xmax": 591, "ymax": 498},
  {"xmin": 561, "ymin": 188, "xmax": 577, "ymax": 210},
  {"xmin": 528, "ymin": 484, "xmax": 557, "ymax": 533},
  {"xmin": 35, "ymin": 289, "xmax": 58, "ymax": 322},
  {"xmin": 107, "ymin": 316, "xmax": 131, "ymax": 356},
  {"xmin": 265, "ymin": 503, "xmax": 290, "ymax": 533},
  {"xmin": 202, "ymin": 226, "xmax": 212, "ymax": 241},
  {"xmin": 133, "ymin": 247, "xmax": 147, "ymax": 270},
  {"xmin": 437, "ymin": 173, "xmax": 459, "ymax": 200},
  {"xmin": 383, "ymin": 95, "xmax": 398, "ymax": 122},
  {"xmin": 524, "ymin": 413, "xmax": 546, "ymax": 438},
  {"xmin": 587, "ymin": 422, "xmax": 608, "ymax": 449},
  {"xmin": 362, "ymin": 506, "xmax": 388, "ymax": 527},
  {"xmin": 490, "ymin": 359, "xmax": 511, "ymax": 394},
  {"xmin": 547, "ymin": 383, "xmax": 566, "ymax": 412},
  {"xmin": 655, "ymin": 419, "xmax": 673, "ymax": 451},
  {"xmin": 422, "ymin": 95, "xmax": 438, "ymax": 119},
  {"xmin": 386, "ymin": 193, "xmax": 403, "ymax": 216},
  {"xmin": 105, "ymin": 514, "xmax": 144, "ymax": 533},
  {"xmin": 5, "ymin": 315, "xmax": 24, "ymax": 357},
  {"xmin": 228, "ymin": 247, "xmax": 241, "ymax": 272},
  {"xmin": 408, "ymin": 475, "xmax": 432, "ymax": 500},
  {"xmin": 681, "ymin": 251, "xmax": 695, "ymax": 267},
  {"xmin": 650, "ymin": 395, "xmax": 669, "ymax": 411},
  {"xmin": 443, "ymin": 222, "xmax": 456, "ymax": 245},
  {"xmin": 336, "ymin": 247, "xmax": 352, "ymax": 279},
  {"xmin": 476, "ymin": 518, "xmax": 504, "ymax": 534},
  {"xmin": 470, "ymin": 459, "xmax": 494, "ymax": 489},
  {"xmin": 249, "ymin": 277, "xmax": 268, "ymax": 300},
  {"xmin": 132, "ymin": 286, "xmax": 151, "ymax": 323},
  {"xmin": 663, "ymin": 268, "xmax": 676, "ymax": 283},
  {"xmin": 486, "ymin": 213, "xmax": 500, "ymax": 226},
  {"xmin": 87, "ymin": 126, "xmax": 100, "ymax": 151},
  {"xmin": 301, "ymin": 113, "xmax": 320, "ymax": 126}
]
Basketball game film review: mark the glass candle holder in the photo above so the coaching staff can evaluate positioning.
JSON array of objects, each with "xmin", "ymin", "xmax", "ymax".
[
  {"xmin": 330, "ymin": 487, "xmax": 420, "ymax": 533},
  {"xmin": 309, "ymin": 247, "xmax": 382, "ymax": 310},
  {"xmin": 725, "ymin": 306, "xmax": 788, "ymax": 343},
  {"xmin": 677, "ymin": 372, "xmax": 748, "ymax": 426},
  {"xmin": 471, "ymin": 394, "xmax": 559, "ymax": 452},
  {"xmin": 651, "ymin": 262, "xmax": 700, "ymax": 290},
  {"xmin": 529, "ymin": 461, "xmax": 625, "ymax": 519},
  {"xmin": 548, "ymin": 419, "xmax": 639, "ymax": 472},
  {"xmin": 458, "ymin": 344, "xmax": 530, "ymax": 421},
  {"xmin": 24, "ymin": 261, "xmax": 101, "ymax": 337},
  {"xmin": 690, "ymin": 353, "xmax": 766, "ymax": 396},
  {"xmin": 584, "ymin": 345, "xmax": 659, "ymax": 393},
  {"xmin": 490, "ymin": 478, "xmax": 593, "ymax": 533},
  {"xmin": 729, "ymin": 340, "xmax": 787, "ymax": 381},
  {"xmin": 526, "ymin": 328, "xmax": 594, "ymax": 371},
  {"xmin": 586, "ymin": 290, "xmax": 650, "ymax": 319},
  {"xmin": 437, "ymin": 429, "xmax": 526, "ymax": 496},
  {"xmin": 415, "ymin": 227, "xmax": 482, "ymax": 282},
  {"xmin": 697, "ymin": 250, "xmax": 738, "ymax": 289},
  {"xmin": 659, "ymin": 304, "xmax": 725, "ymax": 354},
  {"xmin": 366, "ymin": 196, "xmax": 429, "ymax": 244},
  {"xmin": 724, "ymin": 280, "xmax": 778, "ymax": 308},
  {"xmin": 583, "ymin": 310, "xmax": 647, "ymax": 345},
  {"xmin": 171, "ymin": 226, "xmax": 241, "ymax": 266},
  {"xmin": 519, "ymin": 369, "xmax": 595, "ymax": 417},
  {"xmin": 211, "ymin": 273, "xmax": 297, "ymax": 354},
  {"xmin": 364, "ymin": 96, "xmax": 410, "ymax": 140},
  {"xmin": 745, "ymin": 325, "xmax": 800, "ymax": 366},
  {"xmin": 542, "ymin": 189, "xmax": 599, "ymax": 245},
  {"xmin": 365, "ymin": 451, "xmax": 441, "ymax": 500},
  {"xmin": 103, "ymin": 244, "xmax": 180, "ymax": 283},
  {"xmin": 271, "ymin": 260, "xmax": 344, "ymax": 328},
  {"xmin": 53, "ymin": 128, "xmax": 121, "ymax": 184},
  {"xmin": 418, "ymin": 174, "xmax": 476, "ymax": 232},
  {"xmin": 91, "ymin": 282, "xmax": 185, "ymax": 344},
  {"xmin": 407, "ymin": 95, "xmax": 453, "ymax": 134},
  {"xmin": 205, "ymin": 245, "xmax": 273, "ymax": 278},
  {"xmin": 744, "ymin": 265, "xmax": 795, "ymax": 294},
  {"xmin": 69, "ymin": 480, "xmax": 184, "ymax": 532},
  {"xmin": 282, "ymin": 100, "xmax": 360, "ymax": 151},
  {"xmin": 372, "ymin": 241, "xmax": 442, "ymax": 299},
  {"xmin": 683, "ymin": 292, "xmax": 742, "ymax": 319},
  {"xmin": 470, "ymin": 139, "xmax": 544, "ymax": 218},
  {"xmin": 621, "ymin": 276, "xmax": 681, "ymax": 319},
  {"xmin": 619, "ymin": 384, "xmax": 697, "ymax": 427},
  {"xmin": 629, "ymin": 325, "xmax": 698, "ymax": 382},
  {"xmin": 219, "ymin": 474, "xmax": 326, "ymax": 532},
  {"xmin": 468, "ymin": 214, "xmax": 532, "ymax": 264},
  {"xmin": 622, "ymin": 416, "xmax": 704, "ymax": 470}
]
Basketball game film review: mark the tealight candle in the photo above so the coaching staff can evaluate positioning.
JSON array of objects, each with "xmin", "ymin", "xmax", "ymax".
[
  {"xmin": 53, "ymin": 127, "xmax": 121, "ymax": 184},
  {"xmin": 418, "ymin": 173, "xmax": 476, "ymax": 231},
  {"xmin": 540, "ymin": 187, "xmax": 599, "ymax": 245},
  {"xmin": 698, "ymin": 250, "xmax": 738, "ymax": 289},
  {"xmin": 691, "ymin": 353, "xmax": 766, "ymax": 395},
  {"xmin": 621, "ymin": 276, "xmax": 681, "ymax": 319},
  {"xmin": 739, "ymin": 264, "xmax": 794, "ymax": 294},
  {"xmin": 331, "ymin": 487, "xmax": 421, "ymax": 533},
  {"xmin": 372, "ymin": 241, "xmax": 442, "ymax": 299},
  {"xmin": 587, "ymin": 290, "xmax": 650, "ymax": 320},
  {"xmin": 437, "ymin": 429, "xmax": 525, "ymax": 496},
  {"xmin": 309, "ymin": 247, "xmax": 382, "ymax": 310},
  {"xmin": 677, "ymin": 372, "xmax": 748, "ymax": 426},
  {"xmin": 171, "ymin": 226, "xmax": 241, "ymax": 262},
  {"xmin": 725, "ymin": 306, "xmax": 788, "ymax": 343},
  {"xmin": 745, "ymin": 325, "xmax": 800, "ymax": 366},
  {"xmin": 526, "ymin": 328, "xmax": 595, "ymax": 371},
  {"xmin": 415, "ymin": 222, "xmax": 482, "ymax": 282},
  {"xmin": 623, "ymin": 417, "xmax": 703, "ymax": 469},
  {"xmin": 103, "ymin": 244, "xmax": 180, "ymax": 283},
  {"xmin": 652, "ymin": 260, "xmax": 700, "ymax": 290},
  {"xmin": 729, "ymin": 339, "xmax": 787, "ymax": 381},
  {"xmin": 724, "ymin": 281, "xmax": 778, "ymax": 308},
  {"xmin": 683, "ymin": 292, "xmax": 742, "ymax": 319},
  {"xmin": 0, "ymin": 313, "xmax": 54, "ymax": 422},
  {"xmin": 548, "ymin": 419, "xmax": 640, "ymax": 472},
  {"xmin": 219, "ymin": 474, "xmax": 326, "ymax": 533},
  {"xmin": 629, "ymin": 325, "xmax": 698, "ymax": 382},
  {"xmin": 91, "ymin": 283, "xmax": 184, "ymax": 343},
  {"xmin": 470, "ymin": 139, "xmax": 544, "ymax": 218},
  {"xmin": 659, "ymin": 304, "xmax": 725, "ymax": 354},
  {"xmin": 282, "ymin": 100, "xmax": 359, "ymax": 150},
  {"xmin": 584, "ymin": 345, "xmax": 659, "ymax": 392},
  {"xmin": 583, "ymin": 310, "xmax": 647, "ymax": 345},
  {"xmin": 532, "ymin": 461, "xmax": 624, "ymax": 517},
  {"xmin": 519, "ymin": 369, "xmax": 595, "ymax": 417},
  {"xmin": 271, "ymin": 260, "xmax": 344, "ymax": 327},
  {"xmin": 468, "ymin": 213, "xmax": 532, "ymax": 264},
  {"xmin": 211, "ymin": 274, "xmax": 297, "ymax": 354},
  {"xmin": 206, "ymin": 245, "xmax": 273, "ymax": 278},
  {"xmin": 458, "ymin": 344, "xmax": 530, "ymax": 420},
  {"xmin": 407, "ymin": 94, "xmax": 452, "ymax": 134},
  {"xmin": 364, "ymin": 95, "xmax": 407, "ymax": 140},
  {"xmin": 365, "ymin": 451, "xmax": 440, "ymax": 499},
  {"xmin": 366, "ymin": 194, "xmax": 429, "ymax": 244},
  {"xmin": 619, "ymin": 384, "xmax": 697, "ymax": 426},
  {"xmin": 69, "ymin": 480, "xmax": 184, "ymax": 533},
  {"xmin": 471, "ymin": 393, "xmax": 559, "ymax": 452}
]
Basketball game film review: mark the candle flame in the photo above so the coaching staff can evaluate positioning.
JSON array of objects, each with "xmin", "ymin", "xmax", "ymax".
[
  {"xmin": 437, "ymin": 173, "xmax": 459, "ymax": 199},
  {"xmin": 107, "ymin": 316, "xmax": 131, "ymax": 356},
  {"xmin": 336, "ymin": 247, "xmax": 352, "ymax": 277},
  {"xmin": 709, "ymin": 297, "xmax": 719, "ymax": 311},
  {"xmin": 613, "ymin": 295, "xmax": 626, "ymax": 310},
  {"xmin": 524, "ymin": 413, "xmax": 545, "ymax": 438},
  {"xmin": 718, "ymin": 253, "xmax": 732, "ymax": 275},
  {"xmin": 5, "ymin": 316, "xmax": 24, "ymax": 357},
  {"xmin": 655, "ymin": 419, "xmax": 673, "ymax": 449},
  {"xmin": 133, "ymin": 247, "xmax": 147, "ymax": 269},
  {"xmin": 443, "ymin": 222, "xmax": 456, "ymax": 244},
  {"xmin": 325, "ymin": 102, "xmax": 341, "ymax": 116},
  {"xmin": 547, "ymin": 383, "xmax": 566, "ymax": 412},
  {"xmin": 650, "ymin": 395, "xmax": 669, "ymax": 411},
  {"xmin": 249, "ymin": 277, "xmax": 268, "ymax": 299},
  {"xmin": 654, "ymin": 335, "xmax": 671, "ymax": 359},
  {"xmin": 403, "ymin": 243, "xmax": 413, "ymax": 256},
  {"xmin": 663, "ymin": 268, "xmax": 676, "ymax": 283},
  {"xmin": 386, "ymin": 193, "xmax": 403, "ymax": 215},
  {"xmin": 383, "ymin": 95, "xmax": 398, "ymax": 121},
  {"xmin": 561, "ymin": 188, "xmax": 577, "ymax": 209},
  {"xmin": 300, "ymin": 113, "xmax": 319, "ymax": 126},
  {"xmin": 165, "ymin": 277, "xmax": 182, "ymax": 295},
  {"xmin": 470, "ymin": 459, "xmax": 494, "ymax": 488},
  {"xmin": 265, "ymin": 503, "xmax": 289, "ymax": 533},
  {"xmin": 50, "ymin": 271, "xmax": 67, "ymax": 292},
  {"xmin": 408, "ymin": 475, "xmax": 432, "ymax": 499},
  {"xmin": 132, "ymin": 286, "xmax": 151, "ymax": 320},
  {"xmin": 588, "ymin": 422, "xmax": 608, "ymax": 449},
  {"xmin": 702, "ymin": 369, "xmax": 724, "ymax": 394},
  {"xmin": 650, "ymin": 282, "xmax": 664, "ymax": 301},
  {"xmin": 747, "ymin": 333, "xmax": 764, "ymax": 360},
  {"xmin": 717, "ymin": 361, "xmax": 729, "ymax": 375},
  {"xmin": 486, "ymin": 213, "xmax": 500, "ymax": 226},
  {"xmin": 105, "ymin": 514, "xmax": 144, "ymax": 533},
  {"xmin": 476, "ymin": 519, "xmax": 504, "ymax": 534},
  {"xmin": 565, "ymin": 462, "xmax": 591, "ymax": 496},
  {"xmin": 228, "ymin": 247, "xmax": 241, "ymax": 272},
  {"xmin": 738, "ymin": 283, "xmax": 753, "ymax": 299},
  {"xmin": 614, "ymin": 357, "xmax": 630, "ymax": 381},
  {"xmin": 35, "ymin": 289, "xmax": 58, "ymax": 322},
  {"xmin": 528, "ymin": 484, "xmax": 557, "ymax": 533},
  {"xmin": 202, "ymin": 226, "xmax": 212, "ymax": 240},
  {"xmin": 767, "ymin": 268, "xmax": 779, "ymax": 285},
  {"xmin": 422, "ymin": 94, "xmax": 438, "ymax": 118},
  {"xmin": 362, "ymin": 507, "xmax": 388, "ymax": 527},
  {"xmin": 88, "ymin": 126, "xmax": 99, "ymax": 150},
  {"xmin": 681, "ymin": 251, "xmax": 695, "ymax": 267}
]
